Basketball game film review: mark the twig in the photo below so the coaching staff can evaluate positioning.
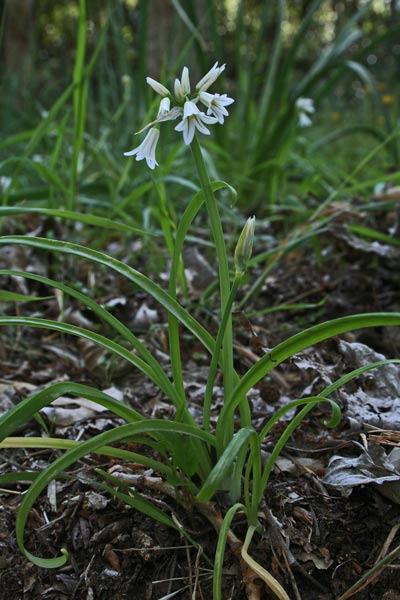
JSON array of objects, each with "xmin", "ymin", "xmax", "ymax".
[{"xmin": 337, "ymin": 541, "xmax": 400, "ymax": 600}]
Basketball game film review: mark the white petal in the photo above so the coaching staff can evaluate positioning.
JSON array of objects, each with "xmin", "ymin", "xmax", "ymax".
[
  {"xmin": 174, "ymin": 78, "xmax": 183, "ymax": 99},
  {"xmin": 199, "ymin": 113, "xmax": 218, "ymax": 124},
  {"xmin": 199, "ymin": 91, "xmax": 214, "ymax": 106},
  {"xmin": 193, "ymin": 118, "xmax": 211, "ymax": 136},
  {"xmin": 296, "ymin": 97, "xmax": 314, "ymax": 114},
  {"xmin": 298, "ymin": 112, "xmax": 312, "ymax": 127},
  {"xmin": 183, "ymin": 100, "xmax": 200, "ymax": 118},
  {"xmin": 196, "ymin": 62, "xmax": 218, "ymax": 88},
  {"xmin": 181, "ymin": 66, "xmax": 191, "ymax": 95},
  {"xmin": 217, "ymin": 94, "xmax": 235, "ymax": 107},
  {"xmin": 157, "ymin": 106, "xmax": 183, "ymax": 123},
  {"xmin": 195, "ymin": 63, "xmax": 226, "ymax": 92},
  {"xmin": 174, "ymin": 120, "xmax": 184, "ymax": 134},
  {"xmin": 146, "ymin": 77, "xmax": 170, "ymax": 97},
  {"xmin": 123, "ymin": 148, "xmax": 139, "ymax": 156},
  {"xmin": 184, "ymin": 119, "xmax": 196, "ymax": 145},
  {"xmin": 157, "ymin": 97, "xmax": 171, "ymax": 118}
]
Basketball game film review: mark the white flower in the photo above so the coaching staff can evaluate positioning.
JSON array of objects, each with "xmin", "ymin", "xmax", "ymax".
[
  {"xmin": 135, "ymin": 103, "xmax": 182, "ymax": 135},
  {"xmin": 157, "ymin": 97, "xmax": 182, "ymax": 122},
  {"xmin": 174, "ymin": 100, "xmax": 217, "ymax": 145},
  {"xmin": 123, "ymin": 127, "xmax": 160, "ymax": 170},
  {"xmin": 296, "ymin": 97, "xmax": 315, "ymax": 127},
  {"xmin": 174, "ymin": 66, "xmax": 191, "ymax": 101},
  {"xmin": 146, "ymin": 76, "xmax": 170, "ymax": 97},
  {"xmin": 296, "ymin": 97, "xmax": 314, "ymax": 113},
  {"xmin": 158, "ymin": 106, "xmax": 183, "ymax": 123},
  {"xmin": 199, "ymin": 92, "xmax": 234, "ymax": 124},
  {"xmin": 195, "ymin": 62, "xmax": 225, "ymax": 92},
  {"xmin": 158, "ymin": 96, "xmax": 171, "ymax": 118},
  {"xmin": 298, "ymin": 112, "xmax": 312, "ymax": 127}
]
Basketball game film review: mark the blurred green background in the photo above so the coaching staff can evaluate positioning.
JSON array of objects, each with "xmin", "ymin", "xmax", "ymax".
[{"xmin": 0, "ymin": 0, "xmax": 399, "ymax": 220}]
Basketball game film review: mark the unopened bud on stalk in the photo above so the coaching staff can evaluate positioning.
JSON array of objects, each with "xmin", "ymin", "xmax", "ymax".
[
  {"xmin": 121, "ymin": 74, "xmax": 132, "ymax": 101},
  {"xmin": 234, "ymin": 216, "xmax": 255, "ymax": 275}
]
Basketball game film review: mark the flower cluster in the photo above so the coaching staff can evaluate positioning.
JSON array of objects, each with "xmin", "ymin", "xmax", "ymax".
[
  {"xmin": 124, "ymin": 63, "xmax": 234, "ymax": 169},
  {"xmin": 296, "ymin": 97, "xmax": 315, "ymax": 128}
]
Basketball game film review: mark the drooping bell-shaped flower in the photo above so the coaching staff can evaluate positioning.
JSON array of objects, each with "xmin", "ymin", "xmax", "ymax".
[
  {"xmin": 157, "ymin": 97, "xmax": 183, "ymax": 123},
  {"xmin": 123, "ymin": 127, "xmax": 160, "ymax": 170},
  {"xmin": 296, "ymin": 97, "xmax": 315, "ymax": 127}
]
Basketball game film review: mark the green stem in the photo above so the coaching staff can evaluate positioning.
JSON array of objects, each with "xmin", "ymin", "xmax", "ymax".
[
  {"xmin": 204, "ymin": 274, "xmax": 241, "ymax": 433},
  {"xmin": 190, "ymin": 136, "xmax": 234, "ymax": 404}
]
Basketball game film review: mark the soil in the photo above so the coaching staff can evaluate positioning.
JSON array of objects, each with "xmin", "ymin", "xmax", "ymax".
[{"xmin": 1, "ymin": 203, "xmax": 400, "ymax": 600}]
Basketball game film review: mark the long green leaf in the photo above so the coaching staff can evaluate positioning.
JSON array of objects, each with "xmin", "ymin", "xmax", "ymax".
[
  {"xmin": 0, "ymin": 236, "xmax": 215, "ymax": 355},
  {"xmin": 0, "ymin": 437, "xmax": 171, "ymax": 475},
  {"xmin": 213, "ymin": 503, "xmax": 245, "ymax": 600},
  {"xmin": 217, "ymin": 313, "xmax": 400, "ymax": 445},
  {"xmin": 239, "ymin": 312, "xmax": 400, "ymax": 400},
  {"xmin": 0, "ymin": 315, "xmax": 180, "ymax": 404},
  {"xmin": 0, "ymin": 207, "xmax": 152, "ymax": 236},
  {"xmin": 94, "ymin": 473, "xmax": 182, "ymax": 530},
  {"xmin": 259, "ymin": 396, "xmax": 340, "ymax": 494},
  {"xmin": 347, "ymin": 225, "xmax": 400, "ymax": 247},
  {"xmin": 0, "ymin": 269, "xmax": 180, "ymax": 408},
  {"xmin": 15, "ymin": 419, "xmax": 214, "ymax": 567},
  {"xmin": 0, "ymin": 471, "xmax": 39, "ymax": 484},
  {"xmin": 197, "ymin": 427, "xmax": 257, "ymax": 503},
  {"xmin": 0, "ymin": 290, "xmax": 53, "ymax": 302},
  {"xmin": 0, "ymin": 381, "xmax": 141, "ymax": 441}
]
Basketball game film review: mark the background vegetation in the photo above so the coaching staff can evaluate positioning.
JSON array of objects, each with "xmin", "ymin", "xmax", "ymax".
[{"xmin": 1, "ymin": 0, "xmax": 399, "ymax": 222}]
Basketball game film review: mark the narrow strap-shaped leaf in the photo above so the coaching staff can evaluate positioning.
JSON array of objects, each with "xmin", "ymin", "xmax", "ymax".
[
  {"xmin": 0, "ymin": 290, "xmax": 53, "ymax": 302},
  {"xmin": 0, "ymin": 436, "xmax": 171, "ymax": 475},
  {"xmin": 213, "ymin": 503, "xmax": 245, "ymax": 600},
  {"xmin": 15, "ymin": 419, "xmax": 214, "ymax": 567},
  {"xmin": 0, "ymin": 316, "xmax": 177, "ymax": 403},
  {"xmin": 0, "ymin": 236, "xmax": 215, "ymax": 355},
  {"xmin": 94, "ymin": 475, "xmax": 182, "ymax": 531},
  {"xmin": 197, "ymin": 427, "xmax": 257, "ymax": 503},
  {"xmin": 0, "ymin": 207, "xmax": 151, "ymax": 236},
  {"xmin": 0, "ymin": 269, "xmax": 181, "ymax": 409},
  {"xmin": 0, "ymin": 381, "xmax": 141, "ymax": 441},
  {"xmin": 218, "ymin": 313, "xmax": 400, "ymax": 447}
]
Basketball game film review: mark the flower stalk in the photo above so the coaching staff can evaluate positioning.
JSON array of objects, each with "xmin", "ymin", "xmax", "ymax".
[{"xmin": 190, "ymin": 135, "xmax": 235, "ymax": 410}]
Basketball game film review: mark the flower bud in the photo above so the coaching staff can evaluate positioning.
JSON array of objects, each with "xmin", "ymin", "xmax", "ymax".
[
  {"xmin": 146, "ymin": 77, "xmax": 170, "ymax": 97},
  {"xmin": 234, "ymin": 216, "xmax": 255, "ymax": 275}
]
